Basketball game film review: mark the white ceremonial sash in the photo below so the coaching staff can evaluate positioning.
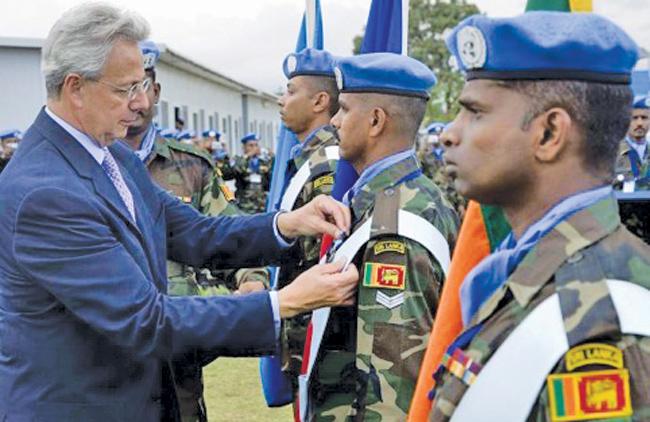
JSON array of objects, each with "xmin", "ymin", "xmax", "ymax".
[
  {"xmin": 451, "ymin": 279, "xmax": 650, "ymax": 422},
  {"xmin": 299, "ymin": 210, "xmax": 451, "ymax": 421},
  {"xmin": 280, "ymin": 145, "xmax": 339, "ymax": 211},
  {"xmin": 270, "ymin": 146, "xmax": 339, "ymax": 290}
]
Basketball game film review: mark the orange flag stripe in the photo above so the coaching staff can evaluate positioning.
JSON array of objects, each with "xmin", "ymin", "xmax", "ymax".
[{"xmin": 407, "ymin": 201, "xmax": 492, "ymax": 421}]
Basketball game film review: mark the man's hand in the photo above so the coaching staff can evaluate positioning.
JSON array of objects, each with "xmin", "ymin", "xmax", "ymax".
[
  {"xmin": 277, "ymin": 259, "xmax": 358, "ymax": 318},
  {"xmin": 277, "ymin": 195, "xmax": 351, "ymax": 240}
]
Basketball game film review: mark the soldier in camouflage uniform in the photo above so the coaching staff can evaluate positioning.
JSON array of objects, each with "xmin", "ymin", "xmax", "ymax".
[
  {"xmin": 0, "ymin": 129, "xmax": 21, "ymax": 174},
  {"xmin": 614, "ymin": 96, "xmax": 650, "ymax": 191},
  {"xmin": 275, "ymin": 48, "xmax": 342, "ymax": 400},
  {"xmin": 123, "ymin": 41, "xmax": 268, "ymax": 422},
  {"xmin": 305, "ymin": 53, "xmax": 459, "ymax": 421},
  {"xmin": 418, "ymin": 122, "xmax": 467, "ymax": 219},
  {"xmin": 228, "ymin": 133, "xmax": 272, "ymax": 214},
  {"xmin": 428, "ymin": 13, "xmax": 650, "ymax": 421}
]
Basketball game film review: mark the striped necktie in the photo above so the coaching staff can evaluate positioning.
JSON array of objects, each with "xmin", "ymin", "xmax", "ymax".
[{"xmin": 101, "ymin": 147, "xmax": 136, "ymax": 221}]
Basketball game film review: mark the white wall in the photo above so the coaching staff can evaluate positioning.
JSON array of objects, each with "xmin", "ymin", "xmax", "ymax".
[
  {"xmin": 0, "ymin": 41, "xmax": 281, "ymax": 158},
  {"xmin": 154, "ymin": 60, "xmax": 245, "ymax": 155},
  {"xmin": 0, "ymin": 47, "xmax": 46, "ymax": 131}
]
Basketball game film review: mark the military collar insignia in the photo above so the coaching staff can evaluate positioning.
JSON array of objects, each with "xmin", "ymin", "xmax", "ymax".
[
  {"xmin": 334, "ymin": 66, "xmax": 343, "ymax": 90},
  {"xmin": 457, "ymin": 25, "xmax": 487, "ymax": 69}
]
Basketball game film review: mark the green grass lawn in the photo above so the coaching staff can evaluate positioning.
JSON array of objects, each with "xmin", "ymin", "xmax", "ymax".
[{"xmin": 204, "ymin": 358, "xmax": 293, "ymax": 421}]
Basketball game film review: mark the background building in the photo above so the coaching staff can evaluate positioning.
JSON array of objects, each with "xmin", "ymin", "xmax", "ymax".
[
  {"xmin": 632, "ymin": 57, "xmax": 650, "ymax": 99},
  {"xmin": 0, "ymin": 37, "xmax": 280, "ymax": 155}
]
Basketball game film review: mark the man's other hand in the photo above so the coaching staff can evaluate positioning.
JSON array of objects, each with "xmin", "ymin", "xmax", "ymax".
[
  {"xmin": 277, "ymin": 259, "xmax": 358, "ymax": 318},
  {"xmin": 277, "ymin": 195, "xmax": 351, "ymax": 240}
]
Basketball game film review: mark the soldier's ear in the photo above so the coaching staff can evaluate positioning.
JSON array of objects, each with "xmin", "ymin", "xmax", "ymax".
[
  {"xmin": 532, "ymin": 107, "xmax": 571, "ymax": 164},
  {"xmin": 368, "ymin": 107, "xmax": 387, "ymax": 138},
  {"xmin": 313, "ymin": 91, "xmax": 330, "ymax": 114},
  {"xmin": 153, "ymin": 82, "xmax": 161, "ymax": 104}
]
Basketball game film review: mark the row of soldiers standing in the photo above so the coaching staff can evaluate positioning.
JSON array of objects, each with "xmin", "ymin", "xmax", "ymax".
[
  {"xmin": 1, "ymin": 9, "xmax": 649, "ymax": 422},
  {"xmin": 268, "ymin": 10, "xmax": 650, "ymax": 422}
]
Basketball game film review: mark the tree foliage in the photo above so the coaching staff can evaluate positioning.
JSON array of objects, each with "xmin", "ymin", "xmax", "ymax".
[{"xmin": 352, "ymin": 0, "xmax": 480, "ymax": 124}]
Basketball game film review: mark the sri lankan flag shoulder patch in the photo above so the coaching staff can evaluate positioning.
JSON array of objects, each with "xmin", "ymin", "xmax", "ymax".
[
  {"xmin": 363, "ymin": 262, "xmax": 406, "ymax": 290},
  {"xmin": 547, "ymin": 369, "xmax": 632, "ymax": 421}
]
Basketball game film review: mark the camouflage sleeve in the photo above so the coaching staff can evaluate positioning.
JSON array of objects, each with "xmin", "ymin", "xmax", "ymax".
[
  {"xmin": 198, "ymin": 171, "xmax": 270, "ymax": 292},
  {"xmin": 355, "ymin": 236, "xmax": 444, "ymax": 420},
  {"xmin": 233, "ymin": 268, "xmax": 270, "ymax": 289},
  {"xmin": 218, "ymin": 158, "xmax": 236, "ymax": 180},
  {"xmin": 529, "ymin": 335, "xmax": 650, "ymax": 422},
  {"xmin": 297, "ymin": 170, "xmax": 336, "ymax": 265},
  {"xmin": 199, "ymin": 170, "xmax": 241, "ymax": 217}
]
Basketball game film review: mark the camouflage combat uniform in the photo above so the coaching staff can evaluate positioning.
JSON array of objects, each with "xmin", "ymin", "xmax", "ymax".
[
  {"xmin": 277, "ymin": 125, "xmax": 339, "ymax": 392},
  {"xmin": 430, "ymin": 193, "xmax": 650, "ymax": 421},
  {"xmin": 417, "ymin": 149, "xmax": 467, "ymax": 219},
  {"xmin": 0, "ymin": 135, "xmax": 20, "ymax": 174},
  {"xmin": 309, "ymin": 154, "xmax": 459, "ymax": 421},
  {"xmin": 614, "ymin": 138, "xmax": 650, "ymax": 191},
  {"xmin": 228, "ymin": 154, "xmax": 272, "ymax": 213},
  {"xmin": 144, "ymin": 133, "xmax": 268, "ymax": 421}
]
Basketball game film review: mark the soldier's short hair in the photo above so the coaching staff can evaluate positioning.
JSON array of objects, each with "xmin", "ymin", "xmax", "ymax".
[
  {"xmin": 42, "ymin": 3, "xmax": 150, "ymax": 98},
  {"xmin": 304, "ymin": 76, "xmax": 340, "ymax": 117},
  {"xmin": 497, "ymin": 80, "xmax": 633, "ymax": 177},
  {"xmin": 361, "ymin": 93, "xmax": 427, "ymax": 143}
]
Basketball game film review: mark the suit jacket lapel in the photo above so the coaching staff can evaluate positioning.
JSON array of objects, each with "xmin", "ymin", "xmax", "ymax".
[
  {"xmin": 118, "ymin": 156, "xmax": 167, "ymax": 292},
  {"xmin": 34, "ymin": 108, "xmax": 145, "ymax": 240}
]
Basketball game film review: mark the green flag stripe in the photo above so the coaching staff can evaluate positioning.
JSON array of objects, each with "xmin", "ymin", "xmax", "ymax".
[
  {"xmin": 553, "ymin": 378, "xmax": 567, "ymax": 417},
  {"xmin": 525, "ymin": 0, "xmax": 571, "ymax": 11},
  {"xmin": 479, "ymin": 205, "xmax": 511, "ymax": 252},
  {"xmin": 363, "ymin": 263, "xmax": 373, "ymax": 286}
]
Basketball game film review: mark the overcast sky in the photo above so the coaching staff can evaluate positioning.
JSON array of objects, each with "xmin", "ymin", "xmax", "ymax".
[{"xmin": 1, "ymin": 0, "xmax": 648, "ymax": 94}]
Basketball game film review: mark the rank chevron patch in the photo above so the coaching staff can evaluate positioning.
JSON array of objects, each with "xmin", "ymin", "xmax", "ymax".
[{"xmin": 376, "ymin": 291, "xmax": 404, "ymax": 309}]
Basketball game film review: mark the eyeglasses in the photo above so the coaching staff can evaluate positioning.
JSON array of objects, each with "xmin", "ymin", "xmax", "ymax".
[{"xmin": 94, "ymin": 77, "xmax": 152, "ymax": 101}]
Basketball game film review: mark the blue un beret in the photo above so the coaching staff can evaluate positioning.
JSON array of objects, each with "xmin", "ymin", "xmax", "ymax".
[
  {"xmin": 334, "ymin": 53, "xmax": 437, "ymax": 99},
  {"xmin": 283, "ymin": 48, "xmax": 336, "ymax": 79},
  {"xmin": 139, "ymin": 40, "xmax": 160, "ymax": 70},
  {"xmin": 0, "ymin": 129, "xmax": 21, "ymax": 140},
  {"xmin": 633, "ymin": 95, "xmax": 650, "ymax": 109},
  {"xmin": 202, "ymin": 130, "xmax": 221, "ymax": 139},
  {"xmin": 176, "ymin": 130, "xmax": 195, "ymax": 141},
  {"xmin": 446, "ymin": 12, "xmax": 639, "ymax": 84},
  {"xmin": 160, "ymin": 128, "xmax": 178, "ymax": 139},
  {"xmin": 427, "ymin": 122, "xmax": 446, "ymax": 135},
  {"xmin": 241, "ymin": 133, "xmax": 259, "ymax": 144}
]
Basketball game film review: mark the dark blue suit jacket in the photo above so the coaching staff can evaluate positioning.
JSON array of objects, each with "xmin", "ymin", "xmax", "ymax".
[{"xmin": 0, "ymin": 109, "xmax": 282, "ymax": 421}]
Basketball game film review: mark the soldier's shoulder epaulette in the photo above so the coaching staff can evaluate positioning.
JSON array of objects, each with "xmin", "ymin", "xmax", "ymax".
[
  {"xmin": 165, "ymin": 138, "xmax": 215, "ymax": 166},
  {"xmin": 314, "ymin": 125, "xmax": 340, "ymax": 147},
  {"xmin": 616, "ymin": 139, "xmax": 632, "ymax": 157},
  {"xmin": 545, "ymin": 217, "xmax": 650, "ymax": 343},
  {"xmin": 395, "ymin": 173, "xmax": 446, "ymax": 213}
]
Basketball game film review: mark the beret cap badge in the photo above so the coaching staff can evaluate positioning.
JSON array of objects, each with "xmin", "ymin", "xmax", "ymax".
[
  {"xmin": 457, "ymin": 26, "xmax": 487, "ymax": 69},
  {"xmin": 334, "ymin": 67, "xmax": 344, "ymax": 90},
  {"xmin": 286, "ymin": 55, "xmax": 298, "ymax": 74}
]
